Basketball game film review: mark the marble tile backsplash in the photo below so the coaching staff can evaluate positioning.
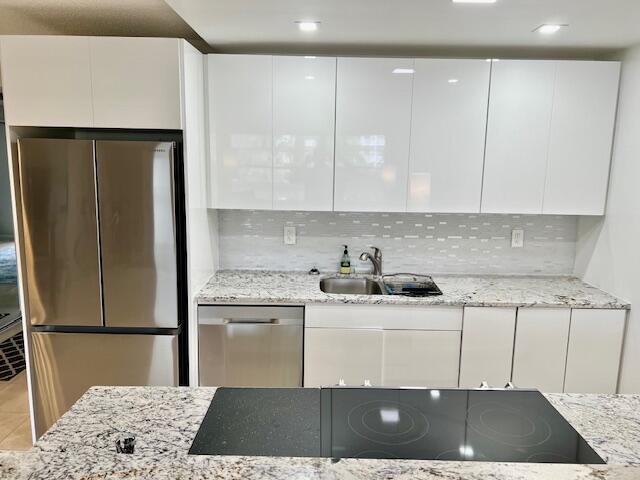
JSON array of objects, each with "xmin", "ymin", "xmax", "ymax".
[{"xmin": 217, "ymin": 210, "xmax": 578, "ymax": 275}]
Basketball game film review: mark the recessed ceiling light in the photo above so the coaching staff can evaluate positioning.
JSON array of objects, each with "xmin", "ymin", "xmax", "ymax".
[
  {"xmin": 452, "ymin": 0, "xmax": 497, "ymax": 3},
  {"xmin": 448, "ymin": 78, "xmax": 459, "ymax": 84},
  {"xmin": 534, "ymin": 24, "xmax": 566, "ymax": 34},
  {"xmin": 305, "ymin": 75, "xmax": 315, "ymax": 80},
  {"xmin": 392, "ymin": 68, "xmax": 415, "ymax": 74},
  {"xmin": 296, "ymin": 21, "xmax": 320, "ymax": 32},
  {"xmin": 304, "ymin": 56, "xmax": 317, "ymax": 59},
  {"xmin": 486, "ymin": 58, "xmax": 500, "ymax": 62}
]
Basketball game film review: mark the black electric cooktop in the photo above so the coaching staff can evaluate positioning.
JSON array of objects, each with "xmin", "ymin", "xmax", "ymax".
[{"xmin": 189, "ymin": 387, "xmax": 605, "ymax": 464}]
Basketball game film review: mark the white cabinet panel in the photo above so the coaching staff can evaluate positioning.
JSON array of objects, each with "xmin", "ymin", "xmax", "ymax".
[
  {"xmin": 482, "ymin": 60, "xmax": 556, "ymax": 214},
  {"xmin": 564, "ymin": 309, "xmax": 626, "ymax": 393},
  {"xmin": 512, "ymin": 308, "xmax": 570, "ymax": 393},
  {"xmin": 0, "ymin": 36, "xmax": 93, "ymax": 127},
  {"xmin": 90, "ymin": 37, "xmax": 182, "ymax": 129},
  {"xmin": 207, "ymin": 54, "xmax": 273, "ymax": 209},
  {"xmin": 459, "ymin": 307, "xmax": 517, "ymax": 388},
  {"xmin": 408, "ymin": 59, "xmax": 490, "ymax": 213},
  {"xmin": 382, "ymin": 330, "xmax": 461, "ymax": 388},
  {"xmin": 334, "ymin": 57, "xmax": 413, "ymax": 212},
  {"xmin": 273, "ymin": 56, "xmax": 336, "ymax": 211},
  {"xmin": 304, "ymin": 328, "xmax": 383, "ymax": 387},
  {"xmin": 305, "ymin": 304, "xmax": 462, "ymax": 330},
  {"xmin": 543, "ymin": 61, "xmax": 620, "ymax": 215}
]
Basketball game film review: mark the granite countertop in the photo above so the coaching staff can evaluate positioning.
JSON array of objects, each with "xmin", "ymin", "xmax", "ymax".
[
  {"xmin": 196, "ymin": 270, "xmax": 630, "ymax": 309},
  {"xmin": 2, "ymin": 386, "xmax": 640, "ymax": 479}
]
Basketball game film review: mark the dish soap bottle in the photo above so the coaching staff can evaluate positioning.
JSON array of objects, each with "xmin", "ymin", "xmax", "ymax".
[{"xmin": 340, "ymin": 245, "xmax": 351, "ymax": 274}]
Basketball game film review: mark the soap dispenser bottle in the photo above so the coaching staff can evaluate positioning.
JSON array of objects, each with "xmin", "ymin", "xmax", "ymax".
[{"xmin": 340, "ymin": 245, "xmax": 351, "ymax": 274}]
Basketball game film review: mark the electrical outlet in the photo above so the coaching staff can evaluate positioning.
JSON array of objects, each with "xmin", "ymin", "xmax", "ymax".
[
  {"xmin": 284, "ymin": 226, "xmax": 296, "ymax": 245},
  {"xmin": 511, "ymin": 229, "xmax": 524, "ymax": 248}
]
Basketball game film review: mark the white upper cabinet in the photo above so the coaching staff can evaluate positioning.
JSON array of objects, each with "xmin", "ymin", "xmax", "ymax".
[
  {"xmin": 90, "ymin": 37, "xmax": 182, "ymax": 130},
  {"xmin": 408, "ymin": 59, "xmax": 490, "ymax": 213},
  {"xmin": 543, "ymin": 61, "xmax": 620, "ymax": 215},
  {"xmin": 334, "ymin": 58, "xmax": 414, "ymax": 212},
  {"xmin": 273, "ymin": 56, "xmax": 336, "ymax": 211},
  {"xmin": 0, "ymin": 36, "xmax": 94, "ymax": 127},
  {"xmin": 207, "ymin": 55, "xmax": 273, "ymax": 209},
  {"xmin": 482, "ymin": 60, "xmax": 556, "ymax": 214}
]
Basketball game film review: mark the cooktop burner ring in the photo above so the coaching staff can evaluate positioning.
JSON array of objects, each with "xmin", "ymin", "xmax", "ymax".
[
  {"xmin": 467, "ymin": 401, "xmax": 553, "ymax": 448},
  {"xmin": 347, "ymin": 400, "xmax": 430, "ymax": 446}
]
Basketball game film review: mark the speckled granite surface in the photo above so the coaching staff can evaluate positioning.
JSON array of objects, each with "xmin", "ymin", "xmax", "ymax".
[
  {"xmin": 2, "ymin": 386, "xmax": 640, "ymax": 479},
  {"xmin": 196, "ymin": 270, "xmax": 629, "ymax": 309}
]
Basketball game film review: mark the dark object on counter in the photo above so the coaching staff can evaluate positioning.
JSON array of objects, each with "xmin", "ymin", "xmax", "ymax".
[
  {"xmin": 382, "ymin": 273, "xmax": 443, "ymax": 296},
  {"xmin": 308, "ymin": 267, "xmax": 320, "ymax": 275},
  {"xmin": 115, "ymin": 434, "xmax": 136, "ymax": 454},
  {"xmin": 189, "ymin": 387, "xmax": 604, "ymax": 464}
]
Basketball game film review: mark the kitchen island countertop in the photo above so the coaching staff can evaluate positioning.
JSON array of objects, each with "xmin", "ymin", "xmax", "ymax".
[
  {"xmin": 197, "ymin": 270, "xmax": 630, "ymax": 309},
  {"xmin": 2, "ymin": 386, "xmax": 640, "ymax": 479}
]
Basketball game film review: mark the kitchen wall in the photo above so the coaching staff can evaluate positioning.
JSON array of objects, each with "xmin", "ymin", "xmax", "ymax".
[
  {"xmin": 218, "ymin": 210, "xmax": 577, "ymax": 275},
  {"xmin": 574, "ymin": 44, "xmax": 640, "ymax": 394}
]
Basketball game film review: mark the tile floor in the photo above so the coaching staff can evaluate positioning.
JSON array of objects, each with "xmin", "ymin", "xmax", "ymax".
[{"xmin": 0, "ymin": 372, "xmax": 32, "ymax": 450}]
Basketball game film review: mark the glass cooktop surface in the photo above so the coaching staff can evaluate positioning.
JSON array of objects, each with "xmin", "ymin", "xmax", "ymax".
[{"xmin": 189, "ymin": 387, "xmax": 604, "ymax": 464}]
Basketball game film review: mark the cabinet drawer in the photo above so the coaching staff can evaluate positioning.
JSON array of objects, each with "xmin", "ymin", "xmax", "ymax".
[{"xmin": 305, "ymin": 304, "xmax": 462, "ymax": 330}]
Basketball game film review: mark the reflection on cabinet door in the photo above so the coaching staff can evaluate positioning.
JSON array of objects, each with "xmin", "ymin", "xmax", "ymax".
[
  {"xmin": 564, "ymin": 309, "xmax": 626, "ymax": 393},
  {"xmin": 408, "ymin": 59, "xmax": 490, "ymax": 213},
  {"xmin": 334, "ymin": 57, "xmax": 413, "ymax": 212},
  {"xmin": 543, "ymin": 61, "xmax": 620, "ymax": 215},
  {"xmin": 459, "ymin": 307, "xmax": 517, "ymax": 388},
  {"xmin": 382, "ymin": 330, "xmax": 461, "ymax": 388},
  {"xmin": 303, "ymin": 328, "xmax": 383, "ymax": 387},
  {"xmin": 482, "ymin": 60, "xmax": 556, "ymax": 214},
  {"xmin": 0, "ymin": 36, "xmax": 93, "ymax": 127},
  {"xmin": 273, "ymin": 56, "xmax": 336, "ymax": 211},
  {"xmin": 208, "ymin": 54, "xmax": 273, "ymax": 209},
  {"xmin": 512, "ymin": 308, "xmax": 570, "ymax": 393}
]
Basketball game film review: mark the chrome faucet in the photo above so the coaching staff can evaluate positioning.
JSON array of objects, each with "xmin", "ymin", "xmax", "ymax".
[{"xmin": 359, "ymin": 246, "xmax": 383, "ymax": 277}]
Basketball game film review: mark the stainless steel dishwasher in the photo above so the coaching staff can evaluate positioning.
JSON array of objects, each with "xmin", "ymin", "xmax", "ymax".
[{"xmin": 198, "ymin": 306, "xmax": 304, "ymax": 387}]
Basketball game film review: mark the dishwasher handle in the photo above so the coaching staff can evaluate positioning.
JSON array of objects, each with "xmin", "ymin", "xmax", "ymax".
[{"xmin": 199, "ymin": 317, "xmax": 302, "ymax": 326}]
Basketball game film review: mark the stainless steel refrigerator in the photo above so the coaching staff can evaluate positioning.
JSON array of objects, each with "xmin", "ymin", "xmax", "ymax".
[{"xmin": 17, "ymin": 137, "xmax": 186, "ymax": 437}]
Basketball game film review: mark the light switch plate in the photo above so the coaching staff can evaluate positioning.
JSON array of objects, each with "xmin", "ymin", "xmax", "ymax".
[
  {"xmin": 284, "ymin": 226, "xmax": 296, "ymax": 245},
  {"xmin": 511, "ymin": 229, "xmax": 524, "ymax": 248}
]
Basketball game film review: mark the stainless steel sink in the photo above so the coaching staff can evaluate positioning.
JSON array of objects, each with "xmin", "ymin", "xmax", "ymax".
[{"xmin": 319, "ymin": 277, "xmax": 386, "ymax": 295}]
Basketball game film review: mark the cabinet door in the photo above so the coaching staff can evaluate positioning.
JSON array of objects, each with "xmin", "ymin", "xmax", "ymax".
[
  {"xmin": 304, "ymin": 328, "xmax": 383, "ymax": 387},
  {"xmin": 207, "ymin": 54, "xmax": 273, "ymax": 209},
  {"xmin": 459, "ymin": 307, "xmax": 517, "ymax": 388},
  {"xmin": 564, "ymin": 309, "xmax": 626, "ymax": 393},
  {"xmin": 408, "ymin": 59, "xmax": 490, "ymax": 213},
  {"xmin": 482, "ymin": 60, "xmax": 556, "ymax": 214},
  {"xmin": 382, "ymin": 330, "xmax": 461, "ymax": 388},
  {"xmin": 90, "ymin": 37, "xmax": 182, "ymax": 129},
  {"xmin": 512, "ymin": 308, "xmax": 570, "ymax": 392},
  {"xmin": 543, "ymin": 61, "xmax": 620, "ymax": 215},
  {"xmin": 273, "ymin": 56, "xmax": 336, "ymax": 211},
  {"xmin": 0, "ymin": 36, "xmax": 93, "ymax": 127},
  {"xmin": 334, "ymin": 57, "xmax": 413, "ymax": 212}
]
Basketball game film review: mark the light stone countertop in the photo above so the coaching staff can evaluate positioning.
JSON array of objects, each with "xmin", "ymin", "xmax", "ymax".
[
  {"xmin": 2, "ymin": 386, "xmax": 640, "ymax": 479},
  {"xmin": 196, "ymin": 270, "xmax": 630, "ymax": 309}
]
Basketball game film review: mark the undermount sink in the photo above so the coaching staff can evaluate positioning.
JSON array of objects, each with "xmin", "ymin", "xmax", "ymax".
[{"xmin": 319, "ymin": 277, "xmax": 386, "ymax": 295}]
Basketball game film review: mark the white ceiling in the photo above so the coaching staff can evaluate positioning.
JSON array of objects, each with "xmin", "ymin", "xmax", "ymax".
[
  {"xmin": 0, "ymin": 0, "xmax": 208, "ymax": 51},
  {"xmin": 165, "ymin": 0, "xmax": 640, "ymax": 57}
]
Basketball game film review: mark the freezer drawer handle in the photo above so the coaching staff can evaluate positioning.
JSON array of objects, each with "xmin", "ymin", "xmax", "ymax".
[{"xmin": 223, "ymin": 318, "xmax": 279, "ymax": 324}]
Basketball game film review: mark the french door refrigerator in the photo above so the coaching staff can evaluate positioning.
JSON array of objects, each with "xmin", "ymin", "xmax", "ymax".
[{"xmin": 17, "ymin": 138, "xmax": 185, "ymax": 437}]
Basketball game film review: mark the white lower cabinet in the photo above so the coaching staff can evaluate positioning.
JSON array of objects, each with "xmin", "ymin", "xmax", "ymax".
[
  {"xmin": 512, "ymin": 308, "xmax": 571, "ymax": 392},
  {"xmin": 459, "ymin": 307, "xmax": 517, "ymax": 388},
  {"xmin": 303, "ymin": 305, "xmax": 462, "ymax": 388},
  {"xmin": 564, "ymin": 309, "xmax": 627, "ymax": 393},
  {"xmin": 382, "ymin": 330, "xmax": 461, "ymax": 387},
  {"xmin": 304, "ymin": 328, "xmax": 383, "ymax": 387}
]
